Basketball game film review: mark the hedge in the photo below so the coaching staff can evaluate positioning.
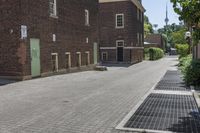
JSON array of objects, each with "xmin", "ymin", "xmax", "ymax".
[
  {"xmin": 175, "ymin": 44, "xmax": 189, "ymax": 59},
  {"xmin": 179, "ymin": 55, "xmax": 200, "ymax": 87},
  {"xmin": 149, "ymin": 47, "xmax": 164, "ymax": 60}
]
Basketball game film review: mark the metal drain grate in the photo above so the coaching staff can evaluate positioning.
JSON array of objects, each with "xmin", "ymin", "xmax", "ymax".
[
  {"xmin": 124, "ymin": 94, "xmax": 200, "ymax": 133},
  {"xmin": 155, "ymin": 71, "xmax": 188, "ymax": 91}
]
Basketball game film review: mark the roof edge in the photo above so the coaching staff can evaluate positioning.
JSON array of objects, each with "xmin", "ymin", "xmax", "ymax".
[{"xmin": 99, "ymin": 0, "xmax": 145, "ymax": 12}]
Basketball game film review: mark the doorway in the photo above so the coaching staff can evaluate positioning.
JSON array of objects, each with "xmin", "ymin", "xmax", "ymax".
[{"xmin": 30, "ymin": 39, "xmax": 41, "ymax": 77}]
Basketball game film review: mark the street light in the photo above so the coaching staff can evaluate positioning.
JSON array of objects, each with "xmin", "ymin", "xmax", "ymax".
[{"xmin": 185, "ymin": 31, "xmax": 192, "ymax": 54}]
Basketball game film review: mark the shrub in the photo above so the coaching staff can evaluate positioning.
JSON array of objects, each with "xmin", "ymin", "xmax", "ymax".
[
  {"xmin": 179, "ymin": 54, "xmax": 192, "ymax": 67},
  {"xmin": 149, "ymin": 47, "xmax": 164, "ymax": 60},
  {"xmin": 144, "ymin": 48, "xmax": 149, "ymax": 60},
  {"xmin": 175, "ymin": 44, "xmax": 189, "ymax": 58},
  {"xmin": 180, "ymin": 55, "xmax": 200, "ymax": 86}
]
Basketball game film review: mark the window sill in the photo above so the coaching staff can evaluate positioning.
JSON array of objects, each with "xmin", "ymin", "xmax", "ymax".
[
  {"xmin": 115, "ymin": 27, "xmax": 124, "ymax": 29},
  {"xmin": 50, "ymin": 14, "xmax": 58, "ymax": 19}
]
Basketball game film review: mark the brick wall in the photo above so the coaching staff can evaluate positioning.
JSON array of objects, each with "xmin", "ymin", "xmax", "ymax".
[
  {"xmin": 0, "ymin": 0, "xmax": 22, "ymax": 76},
  {"xmin": 99, "ymin": 1, "xmax": 144, "ymax": 63},
  {"xmin": 0, "ymin": 0, "xmax": 99, "ymax": 78}
]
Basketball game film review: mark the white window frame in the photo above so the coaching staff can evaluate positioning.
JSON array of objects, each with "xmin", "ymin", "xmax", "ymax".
[
  {"xmin": 140, "ymin": 11, "xmax": 143, "ymax": 22},
  {"xmin": 116, "ymin": 40, "xmax": 125, "ymax": 47},
  {"xmin": 116, "ymin": 14, "xmax": 124, "ymax": 29},
  {"xmin": 85, "ymin": 51, "xmax": 90, "ymax": 65},
  {"xmin": 85, "ymin": 9, "xmax": 90, "ymax": 26},
  {"xmin": 140, "ymin": 34, "xmax": 143, "ymax": 45},
  {"xmin": 86, "ymin": 37, "xmax": 89, "ymax": 43},
  {"xmin": 51, "ymin": 53, "xmax": 58, "ymax": 72},
  {"xmin": 76, "ymin": 52, "xmax": 81, "ymax": 67},
  {"xmin": 137, "ymin": 8, "xmax": 140, "ymax": 20},
  {"xmin": 101, "ymin": 52, "xmax": 108, "ymax": 61},
  {"xmin": 137, "ymin": 33, "xmax": 140, "ymax": 46},
  {"xmin": 49, "ymin": 0, "xmax": 57, "ymax": 17},
  {"xmin": 65, "ymin": 52, "xmax": 71, "ymax": 68}
]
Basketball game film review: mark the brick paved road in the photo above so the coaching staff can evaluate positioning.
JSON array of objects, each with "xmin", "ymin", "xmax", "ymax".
[{"xmin": 0, "ymin": 56, "xmax": 178, "ymax": 133}]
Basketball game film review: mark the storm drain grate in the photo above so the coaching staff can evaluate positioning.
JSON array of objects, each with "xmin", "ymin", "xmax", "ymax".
[
  {"xmin": 154, "ymin": 71, "xmax": 188, "ymax": 91},
  {"xmin": 124, "ymin": 94, "xmax": 200, "ymax": 133}
]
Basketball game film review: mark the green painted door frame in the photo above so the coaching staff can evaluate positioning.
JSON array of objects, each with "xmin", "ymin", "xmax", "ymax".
[
  {"xmin": 93, "ymin": 42, "xmax": 98, "ymax": 64},
  {"xmin": 30, "ymin": 39, "xmax": 41, "ymax": 77}
]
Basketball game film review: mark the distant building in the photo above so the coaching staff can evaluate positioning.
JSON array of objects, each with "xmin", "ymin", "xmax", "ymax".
[
  {"xmin": 0, "ymin": 0, "xmax": 99, "ymax": 80},
  {"xmin": 144, "ymin": 34, "xmax": 165, "ymax": 50},
  {"xmin": 99, "ymin": 0, "xmax": 145, "ymax": 64}
]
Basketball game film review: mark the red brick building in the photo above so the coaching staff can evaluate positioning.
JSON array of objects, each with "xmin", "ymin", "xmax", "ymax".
[
  {"xmin": 0, "ymin": 0, "xmax": 99, "ymax": 80},
  {"xmin": 144, "ymin": 34, "xmax": 166, "ymax": 50},
  {"xmin": 99, "ymin": 0, "xmax": 145, "ymax": 64}
]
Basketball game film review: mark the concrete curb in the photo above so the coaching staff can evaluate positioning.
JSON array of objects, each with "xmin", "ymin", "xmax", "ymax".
[
  {"xmin": 115, "ymin": 73, "xmax": 166, "ymax": 133},
  {"xmin": 193, "ymin": 91, "xmax": 200, "ymax": 111}
]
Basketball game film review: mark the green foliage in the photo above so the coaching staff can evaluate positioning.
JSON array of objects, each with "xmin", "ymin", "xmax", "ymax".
[
  {"xmin": 175, "ymin": 44, "xmax": 189, "ymax": 58},
  {"xmin": 170, "ymin": 0, "xmax": 200, "ymax": 26},
  {"xmin": 144, "ymin": 15, "xmax": 153, "ymax": 38},
  {"xmin": 170, "ymin": 0, "xmax": 200, "ymax": 45},
  {"xmin": 172, "ymin": 29, "xmax": 187, "ymax": 44},
  {"xmin": 180, "ymin": 55, "xmax": 200, "ymax": 86},
  {"xmin": 158, "ymin": 23, "xmax": 187, "ymax": 48},
  {"xmin": 149, "ymin": 47, "xmax": 164, "ymax": 60},
  {"xmin": 144, "ymin": 48, "xmax": 150, "ymax": 60}
]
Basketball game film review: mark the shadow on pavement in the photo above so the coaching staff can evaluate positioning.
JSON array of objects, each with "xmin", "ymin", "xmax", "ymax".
[
  {"xmin": 0, "ymin": 79, "xmax": 17, "ymax": 86},
  {"xmin": 100, "ymin": 63, "xmax": 132, "ymax": 68},
  {"xmin": 167, "ymin": 111, "xmax": 200, "ymax": 133}
]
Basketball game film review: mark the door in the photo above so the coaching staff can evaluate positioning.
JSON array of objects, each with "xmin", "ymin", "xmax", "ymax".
[
  {"xmin": 30, "ymin": 39, "xmax": 41, "ymax": 77},
  {"xmin": 93, "ymin": 42, "xmax": 98, "ymax": 64},
  {"xmin": 117, "ymin": 47, "xmax": 124, "ymax": 62}
]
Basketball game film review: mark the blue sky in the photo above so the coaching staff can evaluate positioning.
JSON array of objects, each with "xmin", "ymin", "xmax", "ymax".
[{"xmin": 143, "ymin": 0, "xmax": 181, "ymax": 28}]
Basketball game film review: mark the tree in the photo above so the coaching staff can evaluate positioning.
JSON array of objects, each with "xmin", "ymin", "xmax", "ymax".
[
  {"xmin": 170, "ymin": 0, "xmax": 200, "ymax": 45},
  {"xmin": 172, "ymin": 28, "xmax": 187, "ymax": 44},
  {"xmin": 144, "ymin": 15, "xmax": 153, "ymax": 37},
  {"xmin": 158, "ymin": 23, "xmax": 187, "ymax": 47}
]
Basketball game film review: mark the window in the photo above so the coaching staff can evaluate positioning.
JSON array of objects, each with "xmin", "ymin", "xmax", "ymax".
[
  {"xmin": 137, "ymin": 8, "xmax": 140, "ymax": 20},
  {"xmin": 65, "ymin": 52, "xmax": 71, "ymax": 69},
  {"xmin": 51, "ymin": 53, "xmax": 58, "ymax": 72},
  {"xmin": 86, "ymin": 37, "xmax": 89, "ymax": 43},
  {"xmin": 140, "ymin": 11, "xmax": 143, "ymax": 22},
  {"xmin": 85, "ymin": 51, "xmax": 90, "ymax": 65},
  {"xmin": 102, "ymin": 52, "xmax": 108, "ymax": 61},
  {"xmin": 137, "ymin": 33, "xmax": 140, "ymax": 46},
  {"xmin": 85, "ymin": 9, "xmax": 89, "ymax": 26},
  {"xmin": 116, "ymin": 40, "xmax": 124, "ymax": 47},
  {"xmin": 49, "ymin": 0, "xmax": 57, "ymax": 17},
  {"xmin": 140, "ymin": 34, "xmax": 143, "ymax": 45},
  {"xmin": 116, "ymin": 14, "xmax": 124, "ymax": 28},
  {"xmin": 76, "ymin": 52, "xmax": 81, "ymax": 67}
]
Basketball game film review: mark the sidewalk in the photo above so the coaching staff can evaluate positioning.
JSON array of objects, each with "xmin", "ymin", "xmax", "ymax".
[{"xmin": 117, "ymin": 70, "xmax": 200, "ymax": 133}]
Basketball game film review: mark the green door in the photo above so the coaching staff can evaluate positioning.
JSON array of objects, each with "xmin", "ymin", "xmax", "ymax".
[
  {"xmin": 30, "ymin": 39, "xmax": 41, "ymax": 77},
  {"xmin": 93, "ymin": 42, "xmax": 98, "ymax": 64}
]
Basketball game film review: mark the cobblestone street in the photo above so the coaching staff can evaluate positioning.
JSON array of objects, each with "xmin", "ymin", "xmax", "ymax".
[{"xmin": 0, "ymin": 57, "xmax": 178, "ymax": 133}]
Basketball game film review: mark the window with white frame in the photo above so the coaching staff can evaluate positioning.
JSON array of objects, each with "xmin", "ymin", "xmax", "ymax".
[
  {"xmin": 76, "ymin": 52, "xmax": 81, "ymax": 67},
  {"xmin": 137, "ymin": 8, "xmax": 140, "ymax": 20},
  {"xmin": 49, "ymin": 0, "xmax": 57, "ymax": 16},
  {"xmin": 65, "ymin": 52, "xmax": 71, "ymax": 68},
  {"xmin": 137, "ymin": 33, "xmax": 140, "ymax": 46},
  {"xmin": 85, "ymin": 9, "xmax": 89, "ymax": 26},
  {"xmin": 116, "ymin": 40, "xmax": 124, "ymax": 47},
  {"xmin": 85, "ymin": 51, "xmax": 90, "ymax": 65},
  {"xmin": 86, "ymin": 37, "xmax": 89, "ymax": 43},
  {"xmin": 102, "ymin": 52, "xmax": 108, "ymax": 61},
  {"xmin": 140, "ymin": 34, "xmax": 143, "ymax": 45},
  {"xmin": 116, "ymin": 14, "xmax": 124, "ymax": 28},
  {"xmin": 51, "ymin": 53, "xmax": 58, "ymax": 72}
]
